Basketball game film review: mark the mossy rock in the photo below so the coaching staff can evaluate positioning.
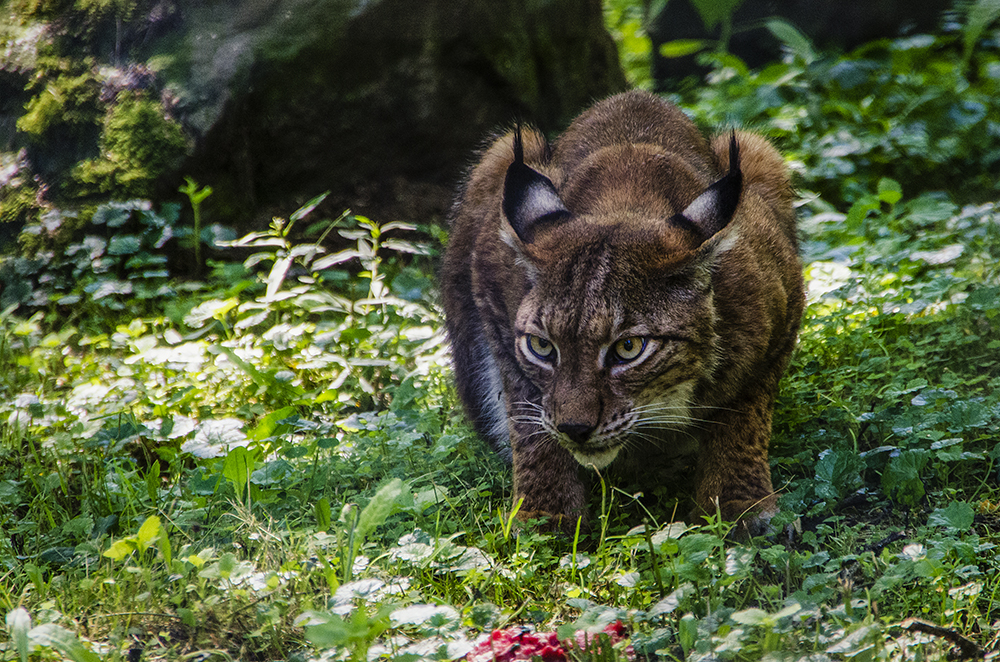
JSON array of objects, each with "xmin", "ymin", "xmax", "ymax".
[{"xmin": 1, "ymin": 0, "xmax": 625, "ymax": 235}]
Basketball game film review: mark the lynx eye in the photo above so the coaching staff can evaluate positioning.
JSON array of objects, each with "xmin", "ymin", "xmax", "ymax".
[
  {"xmin": 523, "ymin": 334, "xmax": 556, "ymax": 363},
  {"xmin": 612, "ymin": 336, "xmax": 647, "ymax": 363}
]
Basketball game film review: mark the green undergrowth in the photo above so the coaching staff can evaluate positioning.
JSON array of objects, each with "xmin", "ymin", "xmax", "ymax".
[{"xmin": 3, "ymin": 8, "xmax": 1000, "ymax": 662}]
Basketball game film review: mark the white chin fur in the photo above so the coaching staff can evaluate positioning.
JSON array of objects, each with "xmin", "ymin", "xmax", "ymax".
[{"xmin": 571, "ymin": 447, "xmax": 620, "ymax": 470}]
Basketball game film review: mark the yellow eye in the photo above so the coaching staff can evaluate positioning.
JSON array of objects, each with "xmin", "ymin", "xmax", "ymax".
[
  {"xmin": 526, "ymin": 334, "xmax": 555, "ymax": 361},
  {"xmin": 612, "ymin": 336, "xmax": 646, "ymax": 363}
]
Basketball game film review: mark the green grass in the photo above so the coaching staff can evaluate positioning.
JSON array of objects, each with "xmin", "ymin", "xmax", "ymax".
[{"xmin": 3, "ymin": 11, "xmax": 1000, "ymax": 662}]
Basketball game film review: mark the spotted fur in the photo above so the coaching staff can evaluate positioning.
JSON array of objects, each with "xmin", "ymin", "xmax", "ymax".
[{"xmin": 441, "ymin": 91, "xmax": 804, "ymax": 537}]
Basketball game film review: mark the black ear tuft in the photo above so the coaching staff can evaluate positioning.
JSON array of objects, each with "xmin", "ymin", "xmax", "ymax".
[
  {"xmin": 502, "ymin": 124, "xmax": 569, "ymax": 244},
  {"xmin": 512, "ymin": 120, "xmax": 525, "ymax": 163},
  {"xmin": 670, "ymin": 132, "xmax": 743, "ymax": 241}
]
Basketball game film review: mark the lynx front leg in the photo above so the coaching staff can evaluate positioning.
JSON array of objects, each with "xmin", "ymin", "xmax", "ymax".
[
  {"xmin": 693, "ymin": 394, "xmax": 778, "ymax": 538},
  {"xmin": 510, "ymin": 417, "xmax": 589, "ymax": 534}
]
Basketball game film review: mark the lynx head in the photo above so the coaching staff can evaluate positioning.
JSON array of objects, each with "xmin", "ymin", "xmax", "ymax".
[{"xmin": 500, "ymin": 127, "xmax": 743, "ymax": 469}]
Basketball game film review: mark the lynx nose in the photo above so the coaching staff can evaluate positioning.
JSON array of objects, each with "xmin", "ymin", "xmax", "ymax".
[{"xmin": 557, "ymin": 422, "xmax": 595, "ymax": 445}]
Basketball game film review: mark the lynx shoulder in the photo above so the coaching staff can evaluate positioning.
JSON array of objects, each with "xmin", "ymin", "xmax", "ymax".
[{"xmin": 441, "ymin": 90, "xmax": 804, "ymax": 537}]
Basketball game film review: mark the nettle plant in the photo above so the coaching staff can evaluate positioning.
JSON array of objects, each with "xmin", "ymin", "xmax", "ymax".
[{"xmin": 182, "ymin": 192, "xmax": 446, "ymax": 412}]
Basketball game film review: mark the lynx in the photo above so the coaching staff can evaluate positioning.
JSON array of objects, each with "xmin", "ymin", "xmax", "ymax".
[{"xmin": 441, "ymin": 91, "xmax": 804, "ymax": 536}]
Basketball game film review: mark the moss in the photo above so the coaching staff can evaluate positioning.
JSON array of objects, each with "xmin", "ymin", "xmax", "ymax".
[
  {"xmin": 14, "ymin": 0, "xmax": 140, "ymax": 25},
  {"xmin": 10, "ymin": 0, "xmax": 75, "ymax": 18},
  {"xmin": 16, "ymin": 57, "xmax": 102, "ymax": 138},
  {"xmin": 69, "ymin": 92, "xmax": 187, "ymax": 199},
  {"xmin": 0, "ymin": 151, "xmax": 40, "ymax": 248},
  {"xmin": 74, "ymin": 0, "xmax": 139, "ymax": 21},
  {"xmin": 0, "ymin": 182, "xmax": 40, "ymax": 235}
]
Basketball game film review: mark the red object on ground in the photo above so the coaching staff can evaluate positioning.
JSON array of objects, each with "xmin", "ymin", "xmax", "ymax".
[{"xmin": 466, "ymin": 621, "xmax": 632, "ymax": 662}]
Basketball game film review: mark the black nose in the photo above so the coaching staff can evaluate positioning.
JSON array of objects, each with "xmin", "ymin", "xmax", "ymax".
[{"xmin": 557, "ymin": 422, "xmax": 595, "ymax": 445}]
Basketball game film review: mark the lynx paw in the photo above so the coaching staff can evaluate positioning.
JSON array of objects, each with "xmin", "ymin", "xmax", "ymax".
[{"xmin": 691, "ymin": 495, "xmax": 778, "ymax": 541}]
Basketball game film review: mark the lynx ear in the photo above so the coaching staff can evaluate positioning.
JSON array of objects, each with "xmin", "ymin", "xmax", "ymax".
[
  {"xmin": 502, "ymin": 125, "xmax": 569, "ymax": 244},
  {"xmin": 671, "ymin": 133, "xmax": 743, "ymax": 242}
]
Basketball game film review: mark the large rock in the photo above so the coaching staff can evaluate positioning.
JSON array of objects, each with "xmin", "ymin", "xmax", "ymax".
[
  {"xmin": 144, "ymin": 0, "xmax": 626, "ymax": 223},
  {"xmin": 0, "ymin": 0, "xmax": 624, "ymax": 233}
]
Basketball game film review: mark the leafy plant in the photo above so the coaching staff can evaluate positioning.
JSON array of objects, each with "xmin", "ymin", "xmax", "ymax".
[{"xmin": 178, "ymin": 176, "xmax": 213, "ymax": 277}]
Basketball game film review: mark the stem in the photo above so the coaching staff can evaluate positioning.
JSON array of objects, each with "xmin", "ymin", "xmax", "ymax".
[
  {"xmin": 193, "ymin": 200, "xmax": 202, "ymax": 277},
  {"xmin": 178, "ymin": 178, "xmax": 213, "ymax": 278},
  {"xmin": 644, "ymin": 521, "xmax": 665, "ymax": 596},
  {"xmin": 719, "ymin": 15, "xmax": 732, "ymax": 53}
]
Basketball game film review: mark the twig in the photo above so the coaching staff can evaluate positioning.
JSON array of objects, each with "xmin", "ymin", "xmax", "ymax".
[
  {"xmin": 898, "ymin": 618, "xmax": 985, "ymax": 659},
  {"xmin": 87, "ymin": 612, "xmax": 183, "ymax": 621}
]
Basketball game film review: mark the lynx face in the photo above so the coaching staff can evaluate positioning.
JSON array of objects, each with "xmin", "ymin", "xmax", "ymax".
[
  {"xmin": 511, "ymin": 236, "xmax": 718, "ymax": 469},
  {"xmin": 442, "ymin": 91, "xmax": 804, "ymax": 537}
]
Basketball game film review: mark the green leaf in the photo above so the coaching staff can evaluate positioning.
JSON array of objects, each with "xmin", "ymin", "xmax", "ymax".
[
  {"xmin": 730, "ymin": 607, "xmax": 768, "ymax": 625},
  {"xmin": 765, "ymin": 19, "xmax": 815, "ymax": 63},
  {"xmin": 877, "ymin": 178, "xmax": 903, "ymax": 205},
  {"xmin": 928, "ymin": 502, "xmax": 975, "ymax": 530},
  {"xmin": 250, "ymin": 459, "xmax": 293, "ymax": 486},
  {"xmin": 304, "ymin": 606, "xmax": 392, "ymax": 661},
  {"xmin": 179, "ymin": 177, "xmax": 213, "ymax": 204},
  {"xmin": 845, "ymin": 195, "xmax": 880, "ymax": 231},
  {"xmin": 6, "ymin": 608, "xmax": 31, "ymax": 662},
  {"xmin": 265, "ymin": 255, "xmax": 293, "ymax": 300},
  {"xmin": 945, "ymin": 400, "xmax": 989, "ymax": 432},
  {"xmin": 814, "ymin": 451, "xmax": 864, "ymax": 501},
  {"xmin": 103, "ymin": 538, "xmax": 137, "ymax": 561},
  {"xmin": 689, "ymin": 0, "xmax": 745, "ymax": 30},
  {"xmin": 145, "ymin": 462, "xmax": 160, "ymax": 503},
  {"xmin": 107, "ymin": 234, "xmax": 142, "ymax": 255},
  {"xmin": 312, "ymin": 248, "xmax": 362, "ymax": 270},
  {"xmin": 882, "ymin": 450, "xmax": 929, "ymax": 507},
  {"xmin": 354, "ymin": 478, "xmax": 410, "ymax": 546},
  {"xmin": 305, "ymin": 612, "xmax": 363, "ymax": 648},
  {"xmin": 28, "ymin": 624, "xmax": 101, "ymax": 662},
  {"xmin": 964, "ymin": 0, "xmax": 1000, "ymax": 64},
  {"xmin": 91, "ymin": 203, "xmax": 133, "ymax": 227},
  {"xmin": 248, "ymin": 407, "xmax": 297, "ymax": 440},
  {"xmin": 659, "ymin": 39, "xmax": 707, "ymax": 58},
  {"xmin": 223, "ymin": 446, "xmax": 256, "ymax": 499},
  {"xmin": 649, "ymin": 582, "xmax": 693, "ymax": 616},
  {"xmin": 679, "ymin": 613, "xmax": 698, "ymax": 656},
  {"xmin": 290, "ymin": 191, "xmax": 329, "ymax": 222},
  {"xmin": 967, "ymin": 286, "xmax": 1000, "ymax": 311},
  {"xmin": 774, "ymin": 603, "xmax": 802, "ymax": 620},
  {"xmin": 158, "ymin": 526, "xmax": 172, "ymax": 567},
  {"xmin": 136, "ymin": 515, "xmax": 162, "ymax": 552},
  {"xmin": 316, "ymin": 497, "xmax": 332, "ymax": 530},
  {"xmin": 218, "ymin": 553, "xmax": 237, "ymax": 576}
]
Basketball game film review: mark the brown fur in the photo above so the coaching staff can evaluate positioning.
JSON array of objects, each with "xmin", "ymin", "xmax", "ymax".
[{"xmin": 441, "ymin": 91, "xmax": 805, "ymax": 537}]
